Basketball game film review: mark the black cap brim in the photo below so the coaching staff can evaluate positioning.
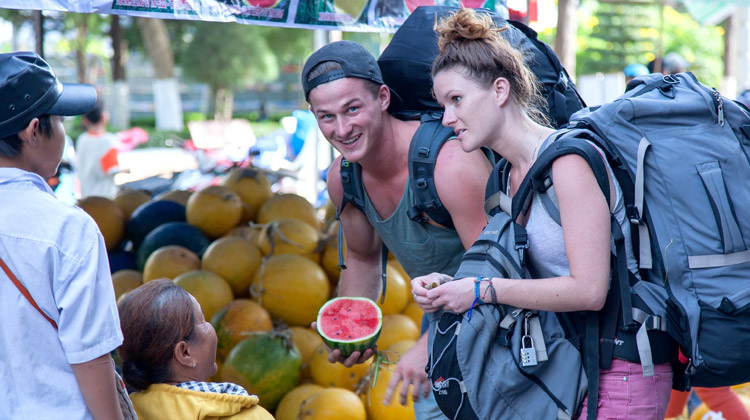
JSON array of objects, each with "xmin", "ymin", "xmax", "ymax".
[{"xmin": 47, "ymin": 83, "xmax": 97, "ymax": 116}]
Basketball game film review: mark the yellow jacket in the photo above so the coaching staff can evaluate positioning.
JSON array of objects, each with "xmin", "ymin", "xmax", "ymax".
[{"xmin": 130, "ymin": 384, "xmax": 274, "ymax": 420}]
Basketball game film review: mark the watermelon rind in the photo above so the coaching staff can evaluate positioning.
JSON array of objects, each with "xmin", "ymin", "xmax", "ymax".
[{"xmin": 316, "ymin": 297, "xmax": 382, "ymax": 356}]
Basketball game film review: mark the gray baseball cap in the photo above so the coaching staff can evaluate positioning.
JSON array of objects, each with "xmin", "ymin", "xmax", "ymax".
[
  {"xmin": 301, "ymin": 40, "xmax": 402, "ymax": 108},
  {"xmin": 0, "ymin": 52, "xmax": 97, "ymax": 138}
]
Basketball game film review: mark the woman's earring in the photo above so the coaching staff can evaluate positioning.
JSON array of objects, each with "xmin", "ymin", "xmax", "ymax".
[{"xmin": 192, "ymin": 363, "xmax": 196, "ymax": 369}]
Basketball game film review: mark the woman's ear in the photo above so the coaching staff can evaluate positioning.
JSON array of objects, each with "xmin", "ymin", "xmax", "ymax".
[
  {"xmin": 173, "ymin": 340, "xmax": 193, "ymax": 369},
  {"xmin": 493, "ymin": 77, "xmax": 511, "ymax": 108}
]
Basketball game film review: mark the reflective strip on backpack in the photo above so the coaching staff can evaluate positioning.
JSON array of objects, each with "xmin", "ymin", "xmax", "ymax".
[
  {"xmin": 529, "ymin": 314, "xmax": 549, "ymax": 363},
  {"xmin": 484, "ymin": 189, "xmax": 513, "ymax": 219},
  {"xmin": 688, "ymin": 249, "xmax": 750, "ymax": 269},
  {"xmin": 557, "ymin": 408, "xmax": 572, "ymax": 420},
  {"xmin": 636, "ymin": 322, "xmax": 654, "ymax": 377},
  {"xmin": 634, "ymin": 137, "xmax": 653, "ymax": 269}
]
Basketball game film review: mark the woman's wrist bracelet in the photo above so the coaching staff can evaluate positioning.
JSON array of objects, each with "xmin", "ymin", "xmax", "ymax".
[{"xmin": 479, "ymin": 276, "xmax": 498, "ymax": 304}]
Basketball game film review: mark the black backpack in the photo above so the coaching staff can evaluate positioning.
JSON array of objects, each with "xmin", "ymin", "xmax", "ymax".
[{"xmin": 339, "ymin": 5, "xmax": 585, "ymax": 232}]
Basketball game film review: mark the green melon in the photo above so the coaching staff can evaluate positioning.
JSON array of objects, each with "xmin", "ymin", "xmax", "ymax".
[
  {"xmin": 135, "ymin": 222, "xmax": 210, "ymax": 271},
  {"xmin": 126, "ymin": 200, "xmax": 186, "ymax": 249},
  {"xmin": 221, "ymin": 332, "xmax": 302, "ymax": 411},
  {"xmin": 316, "ymin": 297, "xmax": 382, "ymax": 356}
]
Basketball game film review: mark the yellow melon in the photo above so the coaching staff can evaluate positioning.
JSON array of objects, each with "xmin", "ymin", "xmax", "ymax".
[
  {"xmin": 225, "ymin": 224, "xmax": 264, "ymax": 246},
  {"xmin": 309, "ymin": 343, "xmax": 372, "ymax": 391},
  {"xmin": 113, "ymin": 189, "xmax": 152, "ymax": 221},
  {"xmin": 250, "ymin": 255, "xmax": 330, "ymax": 327},
  {"xmin": 111, "ymin": 269, "xmax": 142, "ymax": 301},
  {"xmin": 222, "ymin": 167, "xmax": 274, "ymax": 222},
  {"xmin": 142, "ymin": 245, "xmax": 201, "ymax": 283},
  {"xmin": 402, "ymin": 302, "xmax": 425, "ymax": 331},
  {"xmin": 238, "ymin": 201, "xmax": 254, "ymax": 226},
  {"xmin": 211, "ymin": 299, "xmax": 273, "ymax": 360},
  {"xmin": 202, "ymin": 236, "xmax": 262, "ymax": 298},
  {"xmin": 298, "ymin": 388, "xmax": 367, "ymax": 420},
  {"xmin": 173, "ymin": 269, "xmax": 234, "ymax": 322},
  {"xmin": 275, "ymin": 384, "xmax": 324, "ymax": 420},
  {"xmin": 390, "ymin": 259, "xmax": 412, "ymax": 300},
  {"xmin": 258, "ymin": 218, "xmax": 322, "ymax": 261},
  {"xmin": 77, "ymin": 196, "xmax": 125, "ymax": 251},
  {"xmin": 376, "ymin": 263, "xmax": 410, "ymax": 316},
  {"xmin": 377, "ymin": 314, "xmax": 420, "ymax": 350},
  {"xmin": 364, "ymin": 361, "xmax": 416, "ymax": 420},
  {"xmin": 257, "ymin": 194, "xmax": 319, "ymax": 228},
  {"xmin": 319, "ymin": 200, "xmax": 337, "ymax": 232},
  {"xmin": 289, "ymin": 326, "xmax": 324, "ymax": 380},
  {"xmin": 154, "ymin": 189, "xmax": 193, "ymax": 206},
  {"xmin": 186, "ymin": 186, "xmax": 243, "ymax": 238}
]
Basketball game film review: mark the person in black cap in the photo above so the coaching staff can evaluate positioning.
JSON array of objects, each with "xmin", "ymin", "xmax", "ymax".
[
  {"xmin": 302, "ymin": 41, "xmax": 490, "ymax": 419},
  {"xmin": 0, "ymin": 52, "xmax": 126, "ymax": 420}
]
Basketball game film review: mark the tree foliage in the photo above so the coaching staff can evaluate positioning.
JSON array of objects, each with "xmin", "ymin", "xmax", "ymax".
[
  {"xmin": 538, "ymin": 0, "xmax": 723, "ymax": 87},
  {"xmin": 180, "ymin": 21, "xmax": 279, "ymax": 119}
]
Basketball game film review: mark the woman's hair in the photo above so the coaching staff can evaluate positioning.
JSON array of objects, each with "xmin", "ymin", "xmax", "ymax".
[
  {"xmin": 432, "ymin": 8, "xmax": 550, "ymax": 127},
  {"xmin": 116, "ymin": 279, "xmax": 196, "ymax": 391}
]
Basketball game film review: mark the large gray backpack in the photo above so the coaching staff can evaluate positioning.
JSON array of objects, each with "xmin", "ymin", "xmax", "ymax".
[
  {"xmin": 563, "ymin": 72, "xmax": 750, "ymax": 389},
  {"xmin": 426, "ymin": 204, "xmax": 589, "ymax": 420},
  {"xmin": 491, "ymin": 72, "xmax": 750, "ymax": 407}
]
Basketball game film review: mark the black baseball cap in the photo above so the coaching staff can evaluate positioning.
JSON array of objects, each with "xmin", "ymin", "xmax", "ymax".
[
  {"xmin": 0, "ymin": 51, "xmax": 97, "ymax": 138},
  {"xmin": 301, "ymin": 40, "xmax": 402, "ymax": 108}
]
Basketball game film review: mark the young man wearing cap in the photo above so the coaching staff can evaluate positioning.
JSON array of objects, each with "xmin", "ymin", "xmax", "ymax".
[
  {"xmin": 0, "ymin": 52, "xmax": 125, "ymax": 419},
  {"xmin": 302, "ymin": 41, "xmax": 490, "ymax": 419}
]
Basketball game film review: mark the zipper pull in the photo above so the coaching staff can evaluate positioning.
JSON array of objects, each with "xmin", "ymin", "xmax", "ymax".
[{"xmin": 713, "ymin": 88, "xmax": 725, "ymax": 126}]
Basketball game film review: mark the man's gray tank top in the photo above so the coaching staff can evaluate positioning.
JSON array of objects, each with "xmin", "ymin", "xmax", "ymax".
[{"xmin": 361, "ymin": 180, "xmax": 465, "ymax": 279}]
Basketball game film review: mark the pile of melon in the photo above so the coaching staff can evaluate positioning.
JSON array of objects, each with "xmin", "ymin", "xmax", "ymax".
[{"xmin": 78, "ymin": 166, "xmax": 426, "ymax": 419}]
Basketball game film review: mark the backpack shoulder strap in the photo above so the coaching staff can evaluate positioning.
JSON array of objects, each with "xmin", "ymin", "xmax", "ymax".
[
  {"xmin": 336, "ymin": 158, "xmax": 389, "ymax": 304},
  {"xmin": 338, "ymin": 157, "xmax": 366, "ymax": 217},
  {"xmin": 407, "ymin": 112, "xmax": 458, "ymax": 229},
  {"xmin": 511, "ymin": 132, "xmax": 612, "ymax": 221},
  {"xmin": 484, "ymin": 158, "xmax": 513, "ymax": 217}
]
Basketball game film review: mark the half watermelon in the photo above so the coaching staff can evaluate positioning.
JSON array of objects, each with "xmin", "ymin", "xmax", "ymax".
[{"xmin": 316, "ymin": 297, "xmax": 383, "ymax": 356}]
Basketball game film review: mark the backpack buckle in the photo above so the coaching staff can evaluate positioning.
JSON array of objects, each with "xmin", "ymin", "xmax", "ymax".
[
  {"xmin": 416, "ymin": 178, "xmax": 428, "ymax": 189},
  {"xmin": 662, "ymin": 75, "xmax": 679, "ymax": 84},
  {"xmin": 407, "ymin": 207, "xmax": 429, "ymax": 224},
  {"xmin": 626, "ymin": 204, "xmax": 642, "ymax": 224},
  {"xmin": 418, "ymin": 146, "xmax": 430, "ymax": 158},
  {"xmin": 515, "ymin": 230, "xmax": 529, "ymax": 250}
]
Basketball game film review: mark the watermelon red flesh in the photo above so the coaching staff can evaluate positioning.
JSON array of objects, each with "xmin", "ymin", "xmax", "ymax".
[{"xmin": 317, "ymin": 297, "xmax": 382, "ymax": 356}]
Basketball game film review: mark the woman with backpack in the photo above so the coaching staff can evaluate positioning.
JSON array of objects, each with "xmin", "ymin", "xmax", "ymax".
[{"xmin": 411, "ymin": 8, "xmax": 673, "ymax": 419}]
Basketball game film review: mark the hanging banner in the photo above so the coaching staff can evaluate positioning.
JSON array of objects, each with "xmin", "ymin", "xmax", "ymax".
[{"xmin": 3, "ymin": 0, "xmax": 508, "ymax": 32}]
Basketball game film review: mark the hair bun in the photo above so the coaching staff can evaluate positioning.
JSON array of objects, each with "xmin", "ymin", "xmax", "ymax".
[{"xmin": 437, "ymin": 8, "xmax": 504, "ymax": 52}]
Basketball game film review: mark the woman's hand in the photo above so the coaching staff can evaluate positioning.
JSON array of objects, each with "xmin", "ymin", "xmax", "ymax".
[
  {"xmin": 411, "ymin": 273, "xmax": 452, "ymax": 313},
  {"xmin": 426, "ymin": 277, "xmax": 479, "ymax": 314}
]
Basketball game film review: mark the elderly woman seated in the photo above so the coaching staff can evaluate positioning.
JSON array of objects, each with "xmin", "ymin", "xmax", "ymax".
[{"xmin": 117, "ymin": 279, "xmax": 273, "ymax": 420}]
